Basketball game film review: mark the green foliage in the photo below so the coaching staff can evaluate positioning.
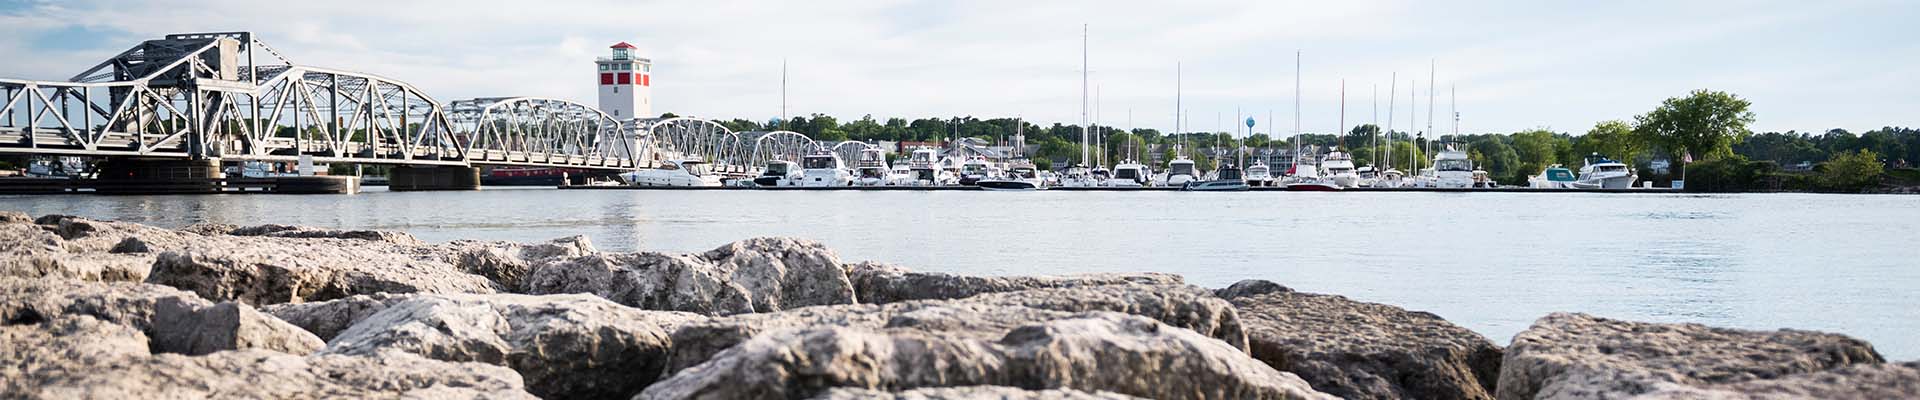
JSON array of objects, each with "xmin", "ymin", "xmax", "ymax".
[
  {"xmin": 1683, "ymin": 156, "xmax": 1774, "ymax": 192},
  {"xmin": 1576, "ymin": 120, "xmax": 1642, "ymax": 165},
  {"xmin": 1511, "ymin": 129, "xmax": 1562, "ymax": 178},
  {"xmin": 1819, "ymin": 149, "xmax": 1885, "ymax": 190},
  {"xmin": 1033, "ymin": 158, "xmax": 1053, "ymax": 171},
  {"xmin": 1633, "ymin": 89, "xmax": 1756, "ymax": 161}
]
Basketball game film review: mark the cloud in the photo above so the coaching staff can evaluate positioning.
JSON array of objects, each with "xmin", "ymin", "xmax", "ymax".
[{"xmin": 0, "ymin": 0, "xmax": 1913, "ymax": 134}]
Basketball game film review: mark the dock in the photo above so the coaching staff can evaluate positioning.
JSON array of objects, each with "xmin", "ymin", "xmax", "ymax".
[{"xmin": 557, "ymin": 185, "xmax": 1678, "ymax": 193}]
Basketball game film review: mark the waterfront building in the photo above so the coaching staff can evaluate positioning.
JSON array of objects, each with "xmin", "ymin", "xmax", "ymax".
[{"xmin": 596, "ymin": 42, "xmax": 653, "ymax": 120}]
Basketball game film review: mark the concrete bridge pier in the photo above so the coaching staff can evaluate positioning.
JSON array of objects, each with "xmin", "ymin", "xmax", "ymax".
[
  {"xmin": 388, "ymin": 166, "xmax": 481, "ymax": 191},
  {"xmin": 93, "ymin": 158, "xmax": 223, "ymax": 194}
]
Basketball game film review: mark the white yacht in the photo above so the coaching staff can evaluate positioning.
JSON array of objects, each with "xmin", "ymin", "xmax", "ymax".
[
  {"xmin": 622, "ymin": 160, "xmax": 723, "ymax": 187},
  {"xmin": 958, "ymin": 156, "xmax": 993, "ymax": 186},
  {"xmin": 1529, "ymin": 164, "xmax": 1578, "ymax": 189},
  {"xmin": 1184, "ymin": 163, "xmax": 1250, "ymax": 191},
  {"xmin": 1376, "ymin": 168, "xmax": 1409, "ymax": 188},
  {"xmin": 900, "ymin": 148, "xmax": 953, "ymax": 186},
  {"xmin": 1108, "ymin": 160, "xmax": 1150, "ymax": 187},
  {"xmin": 1058, "ymin": 164, "xmax": 1099, "ymax": 187},
  {"xmin": 1355, "ymin": 166, "xmax": 1379, "ymax": 187},
  {"xmin": 1423, "ymin": 145, "xmax": 1475, "ymax": 188},
  {"xmin": 751, "ymin": 160, "xmax": 797, "ymax": 187},
  {"xmin": 886, "ymin": 164, "xmax": 912, "ymax": 186},
  {"xmin": 1575, "ymin": 154, "xmax": 1636, "ymax": 189},
  {"xmin": 1244, "ymin": 161, "xmax": 1274, "ymax": 187},
  {"xmin": 796, "ymin": 152, "xmax": 852, "ymax": 187},
  {"xmin": 1282, "ymin": 162, "xmax": 1340, "ymax": 191},
  {"xmin": 1160, "ymin": 157, "xmax": 1199, "ymax": 186},
  {"xmin": 977, "ymin": 160, "xmax": 1044, "ymax": 191},
  {"xmin": 850, "ymin": 148, "xmax": 890, "ymax": 187},
  {"xmin": 1321, "ymin": 148, "xmax": 1360, "ymax": 188}
]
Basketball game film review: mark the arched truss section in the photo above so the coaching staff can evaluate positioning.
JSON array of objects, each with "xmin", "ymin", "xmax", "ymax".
[
  {"xmin": 827, "ymin": 141, "xmax": 879, "ymax": 166},
  {"xmin": 447, "ymin": 97, "xmax": 631, "ymax": 168},
  {"xmin": 744, "ymin": 130, "xmax": 818, "ymax": 169},
  {"xmin": 645, "ymin": 117, "xmax": 739, "ymax": 165}
]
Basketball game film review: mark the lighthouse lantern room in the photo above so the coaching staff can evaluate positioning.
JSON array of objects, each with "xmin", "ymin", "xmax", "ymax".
[{"xmin": 596, "ymin": 42, "xmax": 651, "ymax": 119}]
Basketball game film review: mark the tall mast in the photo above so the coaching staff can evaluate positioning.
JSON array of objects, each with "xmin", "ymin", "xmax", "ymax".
[
  {"xmin": 1080, "ymin": 24, "xmax": 1089, "ymax": 167},
  {"xmin": 1338, "ymin": 79, "xmax": 1346, "ymax": 150},
  {"xmin": 1410, "ymin": 79, "xmax": 1417, "ymax": 172},
  {"xmin": 780, "ymin": 58, "xmax": 788, "ymax": 122},
  {"xmin": 1292, "ymin": 50, "xmax": 1301, "ymax": 169},
  {"xmin": 1386, "ymin": 73, "xmax": 1396, "ymax": 171},
  {"xmin": 1371, "ymin": 84, "xmax": 1378, "ymax": 167},
  {"xmin": 1176, "ymin": 62, "xmax": 1184, "ymax": 157},
  {"xmin": 1427, "ymin": 59, "xmax": 1436, "ymax": 148},
  {"xmin": 1451, "ymin": 85, "xmax": 1458, "ymax": 139}
]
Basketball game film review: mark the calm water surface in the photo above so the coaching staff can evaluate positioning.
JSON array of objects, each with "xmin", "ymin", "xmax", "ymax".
[{"xmin": 5, "ymin": 188, "xmax": 1917, "ymax": 359}]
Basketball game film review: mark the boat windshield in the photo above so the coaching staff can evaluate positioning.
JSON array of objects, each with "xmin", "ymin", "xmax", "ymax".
[
  {"xmin": 914, "ymin": 169, "xmax": 936, "ymax": 180},
  {"xmin": 1595, "ymin": 165, "xmax": 1628, "ymax": 173},
  {"xmin": 803, "ymin": 156, "xmax": 835, "ymax": 169},
  {"xmin": 859, "ymin": 168, "xmax": 886, "ymax": 179},
  {"xmin": 1092, "ymin": 170, "xmax": 1111, "ymax": 179},
  {"xmin": 1436, "ymin": 159, "xmax": 1473, "ymax": 172},
  {"xmin": 963, "ymin": 163, "xmax": 987, "ymax": 175},
  {"xmin": 763, "ymin": 163, "xmax": 788, "ymax": 175},
  {"xmin": 1547, "ymin": 169, "xmax": 1575, "ymax": 181},
  {"xmin": 911, "ymin": 151, "xmax": 935, "ymax": 164},
  {"xmin": 684, "ymin": 162, "xmax": 712, "ymax": 176},
  {"xmin": 1115, "ymin": 168, "xmax": 1140, "ymax": 180},
  {"xmin": 1218, "ymin": 168, "xmax": 1242, "ymax": 180},
  {"xmin": 1011, "ymin": 168, "xmax": 1036, "ymax": 179},
  {"xmin": 1170, "ymin": 163, "xmax": 1194, "ymax": 176}
]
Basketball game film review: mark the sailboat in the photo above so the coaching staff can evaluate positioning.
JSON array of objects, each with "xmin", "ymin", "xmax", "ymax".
[{"xmin": 1281, "ymin": 51, "xmax": 1340, "ymax": 191}]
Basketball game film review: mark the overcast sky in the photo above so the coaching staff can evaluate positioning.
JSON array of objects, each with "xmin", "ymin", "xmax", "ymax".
[{"xmin": 2, "ymin": 0, "xmax": 1914, "ymax": 136}]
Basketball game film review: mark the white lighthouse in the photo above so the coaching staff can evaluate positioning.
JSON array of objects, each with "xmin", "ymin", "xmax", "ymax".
[{"xmin": 596, "ymin": 42, "xmax": 652, "ymax": 119}]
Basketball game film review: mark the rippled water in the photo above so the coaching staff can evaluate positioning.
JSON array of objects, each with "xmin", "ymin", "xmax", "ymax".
[{"xmin": 5, "ymin": 188, "xmax": 1917, "ymax": 359}]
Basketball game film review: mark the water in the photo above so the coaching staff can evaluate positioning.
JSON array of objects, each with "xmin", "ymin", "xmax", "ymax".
[{"xmin": 5, "ymin": 188, "xmax": 1917, "ymax": 359}]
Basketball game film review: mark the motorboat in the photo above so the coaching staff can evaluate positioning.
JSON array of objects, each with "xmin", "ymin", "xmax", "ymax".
[
  {"xmin": 1422, "ymin": 145, "xmax": 1475, "ymax": 188},
  {"xmin": 1529, "ymin": 164, "xmax": 1578, "ymax": 189},
  {"xmin": 1057, "ymin": 164, "xmax": 1099, "ymax": 187},
  {"xmin": 1321, "ymin": 148, "xmax": 1360, "ymax": 188},
  {"xmin": 796, "ymin": 152, "xmax": 852, "ymax": 187},
  {"xmin": 900, "ymin": 148, "xmax": 954, "ymax": 186},
  {"xmin": 1183, "ymin": 163, "xmax": 1250, "ymax": 191},
  {"xmin": 1108, "ymin": 160, "xmax": 1150, "ymax": 187},
  {"xmin": 977, "ymin": 160, "xmax": 1045, "ymax": 191},
  {"xmin": 1282, "ymin": 158, "xmax": 1340, "ymax": 191},
  {"xmin": 1160, "ymin": 157, "xmax": 1199, "ymax": 186},
  {"xmin": 957, "ymin": 156, "xmax": 992, "ymax": 186},
  {"xmin": 752, "ymin": 160, "xmax": 796, "ymax": 187},
  {"xmin": 622, "ymin": 160, "xmax": 723, "ymax": 187},
  {"xmin": 1244, "ymin": 161, "xmax": 1274, "ymax": 187},
  {"xmin": 1355, "ymin": 166, "xmax": 1379, "ymax": 187},
  {"xmin": 1376, "ymin": 168, "xmax": 1409, "ymax": 188},
  {"xmin": 1575, "ymin": 153, "xmax": 1636, "ymax": 189},
  {"xmin": 850, "ymin": 148, "xmax": 890, "ymax": 187},
  {"xmin": 1472, "ymin": 170, "xmax": 1498, "ymax": 188},
  {"xmin": 886, "ymin": 164, "xmax": 913, "ymax": 185},
  {"xmin": 1089, "ymin": 166, "xmax": 1112, "ymax": 186}
]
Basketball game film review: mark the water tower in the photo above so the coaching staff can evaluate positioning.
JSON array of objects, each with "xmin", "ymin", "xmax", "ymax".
[{"xmin": 595, "ymin": 42, "xmax": 652, "ymax": 119}]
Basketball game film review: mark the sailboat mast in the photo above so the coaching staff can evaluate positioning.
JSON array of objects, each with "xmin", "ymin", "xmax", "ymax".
[
  {"xmin": 1080, "ymin": 24, "xmax": 1089, "ymax": 168},
  {"xmin": 1386, "ymin": 73, "xmax": 1396, "ymax": 171},
  {"xmin": 1339, "ymin": 80, "xmax": 1346, "ymax": 150},
  {"xmin": 1176, "ymin": 63, "xmax": 1184, "ymax": 157},
  {"xmin": 1292, "ymin": 50, "xmax": 1301, "ymax": 170},
  {"xmin": 1451, "ymin": 85, "xmax": 1458, "ymax": 139},
  {"xmin": 1428, "ymin": 59, "xmax": 1436, "ymax": 149},
  {"xmin": 780, "ymin": 58, "xmax": 788, "ymax": 122},
  {"xmin": 1371, "ymin": 84, "xmax": 1378, "ymax": 168}
]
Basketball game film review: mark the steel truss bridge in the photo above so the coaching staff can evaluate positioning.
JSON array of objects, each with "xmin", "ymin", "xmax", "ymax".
[{"xmin": 0, "ymin": 32, "xmax": 879, "ymax": 176}]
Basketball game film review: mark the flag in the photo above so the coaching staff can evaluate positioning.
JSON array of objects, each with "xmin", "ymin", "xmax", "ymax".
[{"xmin": 1682, "ymin": 152, "xmax": 1693, "ymax": 163}]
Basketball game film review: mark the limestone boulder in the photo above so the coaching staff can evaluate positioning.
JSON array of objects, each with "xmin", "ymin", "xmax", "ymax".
[
  {"xmin": 1212, "ymin": 279, "xmax": 1293, "ymax": 299},
  {"xmin": 847, "ymin": 261, "xmax": 1184, "ymax": 304},
  {"xmin": 261, "ymin": 293, "xmax": 413, "ymax": 341},
  {"xmin": 663, "ymin": 284, "xmax": 1248, "ymax": 373},
  {"xmin": 640, "ymin": 313, "xmax": 1334, "ymax": 400},
  {"xmin": 809, "ymin": 386, "xmax": 1147, "ymax": 400},
  {"xmin": 1229, "ymin": 291, "xmax": 1502, "ymax": 400},
  {"xmin": 0, "ymin": 222, "xmax": 152, "ymax": 282},
  {"xmin": 1, "ymin": 314, "xmax": 534, "ymax": 399},
  {"xmin": 224, "ymin": 223, "xmax": 426, "ymax": 245},
  {"xmin": 144, "ymin": 236, "xmax": 502, "ymax": 305},
  {"xmin": 320, "ymin": 293, "xmax": 706, "ymax": 399},
  {"xmin": 1629, "ymin": 361, "xmax": 1920, "ymax": 399},
  {"xmin": 32, "ymin": 214, "xmax": 203, "ymax": 254},
  {"xmin": 0, "ymin": 278, "xmax": 321, "ymax": 355},
  {"xmin": 1496, "ymin": 312, "xmax": 1884, "ymax": 400},
  {"xmin": 438, "ymin": 236, "xmax": 596, "ymax": 290},
  {"xmin": 523, "ymin": 237, "xmax": 856, "ymax": 315}
]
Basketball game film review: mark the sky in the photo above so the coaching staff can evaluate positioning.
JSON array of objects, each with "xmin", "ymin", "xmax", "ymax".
[{"xmin": 2, "ymin": 0, "xmax": 1915, "ymax": 137}]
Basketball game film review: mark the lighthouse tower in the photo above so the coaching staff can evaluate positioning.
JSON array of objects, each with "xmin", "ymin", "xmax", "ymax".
[{"xmin": 596, "ymin": 42, "xmax": 652, "ymax": 119}]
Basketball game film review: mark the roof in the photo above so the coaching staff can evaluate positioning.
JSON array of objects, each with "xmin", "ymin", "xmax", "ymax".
[{"xmin": 610, "ymin": 42, "xmax": 637, "ymax": 49}]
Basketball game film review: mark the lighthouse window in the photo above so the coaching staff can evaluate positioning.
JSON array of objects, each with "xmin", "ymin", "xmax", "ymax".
[
  {"xmin": 599, "ymin": 65, "xmax": 608, "ymax": 71},
  {"xmin": 643, "ymin": 64, "xmax": 650, "ymax": 72}
]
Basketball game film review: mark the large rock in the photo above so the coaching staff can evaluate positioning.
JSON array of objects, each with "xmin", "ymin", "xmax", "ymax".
[
  {"xmin": 848, "ymin": 261, "xmax": 1184, "ymax": 304},
  {"xmin": 810, "ymin": 386, "xmax": 1147, "ymax": 400},
  {"xmin": 1212, "ymin": 279, "xmax": 1293, "ymax": 299},
  {"xmin": 1, "ymin": 314, "xmax": 535, "ymax": 399},
  {"xmin": 523, "ymin": 237, "xmax": 855, "ymax": 315},
  {"xmin": 222, "ymin": 223, "xmax": 427, "ymax": 245},
  {"xmin": 0, "ymin": 222, "xmax": 152, "ymax": 282},
  {"xmin": 144, "ymin": 235, "xmax": 503, "ymax": 305},
  {"xmin": 664, "ymin": 284, "xmax": 1248, "ymax": 373},
  {"xmin": 1630, "ymin": 361, "xmax": 1920, "ymax": 399},
  {"xmin": 641, "ymin": 313, "xmax": 1333, "ymax": 400},
  {"xmin": 1496, "ymin": 312, "xmax": 1885, "ymax": 400},
  {"xmin": 32, "ymin": 214, "xmax": 204, "ymax": 254},
  {"xmin": 0, "ymin": 278, "xmax": 322, "ymax": 355},
  {"xmin": 1229, "ymin": 291, "xmax": 1502, "ymax": 400},
  {"xmin": 320, "ymin": 293, "xmax": 706, "ymax": 399},
  {"xmin": 262, "ymin": 293, "xmax": 413, "ymax": 341},
  {"xmin": 438, "ymin": 236, "xmax": 597, "ymax": 290}
]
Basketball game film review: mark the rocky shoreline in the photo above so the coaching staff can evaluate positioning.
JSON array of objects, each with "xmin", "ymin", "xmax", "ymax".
[{"xmin": 3, "ymin": 212, "xmax": 1914, "ymax": 399}]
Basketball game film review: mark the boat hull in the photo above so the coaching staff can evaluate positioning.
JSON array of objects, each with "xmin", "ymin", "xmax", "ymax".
[
  {"xmin": 1285, "ymin": 182, "xmax": 1342, "ymax": 191},
  {"xmin": 1182, "ymin": 180, "xmax": 1250, "ymax": 191},
  {"xmin": 976, "ymin": 180, "xmax": 1042, "ymax": 191}
]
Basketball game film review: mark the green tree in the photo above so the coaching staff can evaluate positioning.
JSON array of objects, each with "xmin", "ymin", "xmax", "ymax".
[
  {"xmin": 1633, "ymin": 89, "xmax": 1756, "ymax": 161},
  {"xmin": 1579, "ymin": 120, "xmax": 1642, "ymax": 164},
  {"xmin": 1820, "ymin": 149, "xmax": 1884, "ymax": 190},
  {"xmin": 1511, "ymin": 129, "xmax": 1560, "ymax": 174}
]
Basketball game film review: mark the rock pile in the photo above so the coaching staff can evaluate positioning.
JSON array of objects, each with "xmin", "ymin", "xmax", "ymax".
[{"xmin": 0, "ymin": 213, "xmax": 1911, "ymax": 400}]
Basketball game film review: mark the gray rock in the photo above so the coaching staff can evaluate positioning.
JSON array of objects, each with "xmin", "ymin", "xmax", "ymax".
[
  {"xmin": 227, "ymin": 223, "xmax": 426, "ymax": 245},
  {"xmin": 145, "ymin": 236, "xmax": 503, "ymax": 305},
  {"xmin": 809, "ymin": 386, "xmax": 1147, "ymax": 400},
  {"xmin": 1629, "ymin": 361, "xmax": 1920, "ymax": 399},
  {"xmin": 441, "ymin": 236, "xmax": 596, "ymax": 290},
  {"xmin": 640, "ymin": 313, "xmax": 1334, "ymax": 400},
  {"xmin": 32, "ymin": 214, "xmax": 203, "ymax": 254},
  {"xmin": 262, "ymin": 293, "xmax": 413, "ymax": 341},
  {"xmin": 1, "ymin": 315, "xmax": 535, "ymax": 399},
  {"xmin": 0, "ymin": 278, "xmax": 322, "ymax": 355},
  {"xmin": 0, "ymin": 223, "xmax": 152, "ymax": 282},
  {"xmin": 848, "ymin": 261, "xmax": 1185, "ymax": 304},
  {"xmin": 1229, "ymin": 291, "xmax": 1502, "ymax": 400},
  {"xmin": 1212, "ymin": 279, "xmax": 1292, "ymax": 299},
  {"xmin": 0, "ymin": 210, "xmax": 32, "ymax": 224},
  {"xmin": 663, "ymin": 284, "xmax": 1248, "ymax": 374},
  {"xmin": 321, "ymin": 293, "xmax": 706, "ymax": 399},
  {"xmin": 1496, "ymin": 312, "xmax": 1884, "ymax": 400},
  {"xmin": 524, "ymin": 237, "xmax": 855, "ymax": 315}
]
